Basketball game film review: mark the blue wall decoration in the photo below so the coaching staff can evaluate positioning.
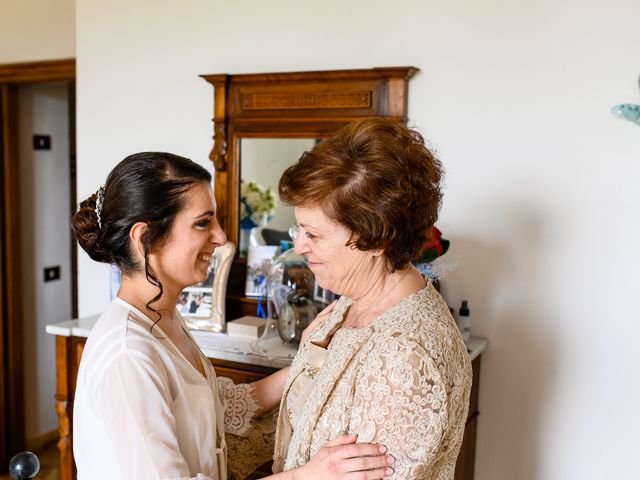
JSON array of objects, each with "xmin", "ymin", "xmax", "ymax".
[{"xmin": 611, "ymin": 76, "xmax": 640, "ymax": 126}]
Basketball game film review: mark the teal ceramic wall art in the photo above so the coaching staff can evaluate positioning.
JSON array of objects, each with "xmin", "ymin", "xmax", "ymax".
[
  {"xmin": 611, "ymin": 103, "xmax": 640, "ymax": 125},
  {"xmin": 611, "ymin": 75, "xmax": 640, "ymax": 126}
]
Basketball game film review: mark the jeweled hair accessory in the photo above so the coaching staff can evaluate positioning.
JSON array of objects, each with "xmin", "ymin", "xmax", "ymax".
[{"xmin": 95, "ymin": 186, "xmax": 105, "ymax": 229}]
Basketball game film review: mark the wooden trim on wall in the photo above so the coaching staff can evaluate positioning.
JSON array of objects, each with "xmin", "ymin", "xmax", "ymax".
[
  {"xmin": 0, "ymin": 86, "xmax": 6, "ymax": 471},
  {"xmin": 68, "ymin": 82, "xmax": 78, "ymax": 319},
  {"xmin": 0, "ymin": 83, "xmax": 24, "ymax": 468},
  {"xmin": 0, "ymin": 58, "xmax": 75, "ymax": 84}
]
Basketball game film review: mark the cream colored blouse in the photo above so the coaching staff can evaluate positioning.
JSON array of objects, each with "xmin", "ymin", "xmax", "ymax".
[
  {"xmin": 73, "ymin": 298, "xmax": 260, "ymax": 480},
  {"xmin": 274, "ymin": 282, "xmax": 472, "ymax": 480}
]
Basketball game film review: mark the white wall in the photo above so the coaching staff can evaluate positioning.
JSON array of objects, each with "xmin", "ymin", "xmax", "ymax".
[
  {"xmin": 75, "ymin": 1, "xmax": 640, "ymax": 478},
  {"xmin": 19, "ymin": 83, "xmax": 72, "ymax": 444},
  {"xmin": 0, "ymin": 0, "xmax": 75, "ymax": 63}
]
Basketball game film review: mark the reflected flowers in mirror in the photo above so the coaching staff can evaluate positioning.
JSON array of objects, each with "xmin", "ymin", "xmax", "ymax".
[{"xmin": 240, "ymin": 180, "xmax": 277, "ymax": 230}]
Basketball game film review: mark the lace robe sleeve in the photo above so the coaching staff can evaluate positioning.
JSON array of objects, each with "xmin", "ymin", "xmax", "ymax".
[
  {"xmin": 217, "ymin": 377, "xmax": 260, "ymax": 436},
  {"xmin": 349, "ymin": 338, "xmax": 459, "ymax": 479},
  {"xmin": 217, "ymin": 377, "xmax": 277, "ymax": 480}
]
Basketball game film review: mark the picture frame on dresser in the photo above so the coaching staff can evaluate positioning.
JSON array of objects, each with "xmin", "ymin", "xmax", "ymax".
[{"xmin": 184, "ymin": 241, "xmax": 235, "ymax": 332}]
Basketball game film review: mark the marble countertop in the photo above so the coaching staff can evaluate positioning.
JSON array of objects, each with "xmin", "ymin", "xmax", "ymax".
[{"xmin": 46, "ymin": 315, "xmax": 488, "ymax": 368}]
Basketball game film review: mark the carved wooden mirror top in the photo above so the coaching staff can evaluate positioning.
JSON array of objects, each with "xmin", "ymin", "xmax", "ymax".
[{"xmin": 200, "ymin": 67, "xmax": 418, "ymax": 317}]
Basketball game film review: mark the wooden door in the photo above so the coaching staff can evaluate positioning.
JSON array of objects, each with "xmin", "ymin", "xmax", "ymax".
[{"xmin": 0, "ymin": 58, "xmax": 75, "ymax": 472}]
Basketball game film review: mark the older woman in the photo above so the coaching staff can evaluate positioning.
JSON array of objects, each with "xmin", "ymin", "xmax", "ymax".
[{"xmin": 273, "ymin": 118, "xmax": 472, "ymax": 479}]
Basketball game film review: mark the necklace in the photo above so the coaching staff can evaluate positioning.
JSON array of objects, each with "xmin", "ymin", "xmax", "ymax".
[{"xmin": 351, "ymin": 267, "xmax": 412, "ymax": 326}]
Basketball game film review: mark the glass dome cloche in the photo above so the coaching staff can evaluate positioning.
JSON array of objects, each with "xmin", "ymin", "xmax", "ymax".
[{"xmin": 254, "ymin": 234, "xmax": 338, "ymax": 348}]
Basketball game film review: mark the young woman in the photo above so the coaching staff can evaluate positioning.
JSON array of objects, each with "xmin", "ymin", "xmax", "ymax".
[{"xmin": 71, "ymin": 152, "xmax": 394, "ymax": 480}]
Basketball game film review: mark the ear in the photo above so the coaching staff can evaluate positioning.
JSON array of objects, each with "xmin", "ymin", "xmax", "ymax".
[
  {"xmin": 129, "ymin": 221, "xmax": 149, "ymax": 261},
  {"xmin": 370, "ymin": 248, "xmax": 384, "ymax": 257}
]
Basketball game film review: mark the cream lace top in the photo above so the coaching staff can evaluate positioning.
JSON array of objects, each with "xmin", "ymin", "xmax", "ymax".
[{"xmin": 273, "ymin": 282, "xmax": 472, "ymax": 480}]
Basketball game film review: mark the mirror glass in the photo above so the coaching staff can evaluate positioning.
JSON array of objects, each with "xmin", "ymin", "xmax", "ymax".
[{"xmin": 240, "ymin": 138, "xmax": 316, "ymax": 252}]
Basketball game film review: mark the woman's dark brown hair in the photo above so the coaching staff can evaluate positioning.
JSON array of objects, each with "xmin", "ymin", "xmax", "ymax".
[
  {"xmin": 279, "ymin": 118, "xmax": 443, "ymax": 271},
  {"xmin": 71, "ymin": 152, "xmax": 212, "ymax": 317}
]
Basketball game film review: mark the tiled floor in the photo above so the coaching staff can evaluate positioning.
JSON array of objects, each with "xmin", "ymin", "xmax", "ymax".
[{"xmin": 2, "ymin": 441, "xmax": 59, "ymax": 480}]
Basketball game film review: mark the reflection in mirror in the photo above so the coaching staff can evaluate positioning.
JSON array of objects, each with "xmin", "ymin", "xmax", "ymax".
[{"xmin": 240, "ymin": 138, "xmax": 316, "ymax": 252}]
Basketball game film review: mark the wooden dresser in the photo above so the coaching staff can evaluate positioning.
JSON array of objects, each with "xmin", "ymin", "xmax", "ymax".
[{"xmin": 46, "ymin": 318, "xmax": 486, "ymax": 480}]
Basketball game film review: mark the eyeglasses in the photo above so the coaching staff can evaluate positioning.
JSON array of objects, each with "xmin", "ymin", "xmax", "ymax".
[{"xmin": 288, "ymin": 224, "xmax": 299, "ymax": 241}]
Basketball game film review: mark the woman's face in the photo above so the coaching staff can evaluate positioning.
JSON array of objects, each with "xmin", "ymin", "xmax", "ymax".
[
  {"xmin": 293, "ymin": 205, "xmax": 376, "ymax": 296},
  {"xmin": 151, "ymin": 182, "xmax": 226, "ymax": 293}
]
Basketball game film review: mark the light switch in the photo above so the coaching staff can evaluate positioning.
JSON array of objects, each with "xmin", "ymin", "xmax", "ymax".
[
  {"xmin": 33, "ymin": 135, "xmax": 51, "ymax": 150},
  {"xmin": 43, "ymin": 266, "xmax": 61, "ymax": 282}
]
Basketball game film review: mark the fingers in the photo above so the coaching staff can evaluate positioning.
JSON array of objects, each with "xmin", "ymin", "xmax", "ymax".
[
  {"xmin": 308, "ymin": 438, "xmax": 394, "ymax": 480},
  {"xmin": 342, "ymin": 466, "xmax": 394, "ymax": 480},
  {"xmin": 342, "ymin": 455, "xmax": 394, "ymax": 472},
  {"xmin": 332, "ymin": 442, "xmax": 388, "ymax": 459},
  {"xmin": 324, "ymin": 433, "xmax": 358, "ymax": 447},
  {"xmin": 339, "ymin": 445, "xmax": 394, "ymax": 480}
]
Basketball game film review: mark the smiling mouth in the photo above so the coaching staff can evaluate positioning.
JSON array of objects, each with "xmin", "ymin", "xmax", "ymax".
[{"xmin": 198, "ymin": 253, "xmax": 213, "ymax": 263}]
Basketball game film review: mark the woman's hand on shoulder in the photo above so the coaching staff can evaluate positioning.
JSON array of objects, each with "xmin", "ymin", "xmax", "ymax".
[
  {"xmin": 299, "ymin": 434, "xmax": 394, "ymax": 480},
  {"xmin": 300, "ymin": 300, "xmax": 337, "ymax": 345}
]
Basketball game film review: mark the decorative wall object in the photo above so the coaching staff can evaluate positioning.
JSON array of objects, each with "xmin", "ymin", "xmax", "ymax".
[{"xmin": 611, "ymin": 75, "xmax": 640, "ymax": 126}]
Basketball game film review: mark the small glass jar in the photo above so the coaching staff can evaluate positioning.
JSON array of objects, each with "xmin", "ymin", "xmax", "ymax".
[
  {"xmin": 264, "ymin": 246, "xmax": 337, "ymax": 345},
  {"xmin": 268, "ymin": 248, "xmax": 316, "ymax": 344}
]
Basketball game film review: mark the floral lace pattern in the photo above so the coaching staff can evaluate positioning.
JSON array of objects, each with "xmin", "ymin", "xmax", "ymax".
[
  {"xmin": 218, "ymin": 377, "xmax": 259, "ymax": 437},
  {"xmin": 217, "ymin": 377, "xmax": 277, "ymax": 480},
  {"xmin": 273, "ymin": 282, "xmax": 472, "ymax": 480}
]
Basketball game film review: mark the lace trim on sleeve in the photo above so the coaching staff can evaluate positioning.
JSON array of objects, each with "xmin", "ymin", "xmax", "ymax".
[
  {"xmin": 218, "ymin": 377, "xmax": 277, "ymax": 479},
  {"xmin": 217, "ymin": 377, "xmax": 260, "ymax": 437}
]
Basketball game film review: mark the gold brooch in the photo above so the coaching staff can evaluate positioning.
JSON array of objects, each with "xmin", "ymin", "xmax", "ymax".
[{"xmin": 302, "ymin": 362, "xmax": 320, "ymax": 379}]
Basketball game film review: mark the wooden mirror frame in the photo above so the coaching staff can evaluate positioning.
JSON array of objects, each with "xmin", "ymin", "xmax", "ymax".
[{"xmin": 200, "ymin": 67, "xmax": 418, "ymax": 320}]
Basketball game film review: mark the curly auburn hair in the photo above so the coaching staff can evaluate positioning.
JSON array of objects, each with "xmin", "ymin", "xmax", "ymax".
[{"xmin": 279, "ymin": 118, "xmax": 443, "ymax": 271}]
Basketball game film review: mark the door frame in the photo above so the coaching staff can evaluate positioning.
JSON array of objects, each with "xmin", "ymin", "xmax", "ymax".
[{"xmin": 0, "ymin": 58, "xmax": 75, "ymax": 469}]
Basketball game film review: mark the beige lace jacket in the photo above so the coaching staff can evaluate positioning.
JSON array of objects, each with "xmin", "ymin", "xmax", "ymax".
[{"xmin": 273, "ymin": 282, "xmax": 472, "ymax": 480}]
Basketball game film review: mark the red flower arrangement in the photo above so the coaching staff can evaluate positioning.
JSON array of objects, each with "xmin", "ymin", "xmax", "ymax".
[{"xmin": 414, "ymin": 226, "xmax": 450, "ymax": 264}]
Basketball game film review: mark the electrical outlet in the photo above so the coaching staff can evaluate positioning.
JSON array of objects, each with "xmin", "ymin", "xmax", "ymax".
[
  {"xmin": 33, "ymin": 135, "xmax": 51, "ymax": 150},
  {"xmin": 43, "ymin": 266, "xmax": 61, "ymax": 282}
]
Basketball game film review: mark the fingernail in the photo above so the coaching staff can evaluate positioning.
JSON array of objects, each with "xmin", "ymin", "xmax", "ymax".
[
  {"xmin": 378, "ymin": 445, "xmax": 387, "ymax": 453},
  {"xmin": 385, "ymin": 467, "xmax": 394, "ymax": 476},
  {"xmin": 387, "ymin": 455, "xmax": 395, "ymax": 464}
]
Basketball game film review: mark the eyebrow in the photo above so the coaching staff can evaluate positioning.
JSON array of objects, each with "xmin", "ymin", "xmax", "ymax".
[
  {"xmin": 298, "ymin": 222, "xmax": 316, "ymax": 229},
  {"xmin": 194, "ymin": 210, "xmax": 215, "ymax": 219}
]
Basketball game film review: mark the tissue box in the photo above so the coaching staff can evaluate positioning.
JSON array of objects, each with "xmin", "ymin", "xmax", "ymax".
[{"xmin": 227, "ymin": 316, "xmax": 266, "ymax": 339}]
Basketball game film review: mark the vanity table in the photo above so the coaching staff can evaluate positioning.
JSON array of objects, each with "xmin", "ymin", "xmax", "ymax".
[{"xmin": 46, "ymin": 316, "xmax": 486, "ymax": 480}]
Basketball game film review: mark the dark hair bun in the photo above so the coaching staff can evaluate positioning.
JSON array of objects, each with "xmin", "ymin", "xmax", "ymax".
[{"xmin": 71, "ymin": 193, "xmax": 111, "ymax": 264}]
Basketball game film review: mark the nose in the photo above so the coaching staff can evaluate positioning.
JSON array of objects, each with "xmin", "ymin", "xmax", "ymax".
[
  {"xmin": 209, "ymin": 221, "xmax": 226, "ymax": 246},
  {"xmin": 293, "ymin": 234, "xmax": 309, "ymax": 256}
]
